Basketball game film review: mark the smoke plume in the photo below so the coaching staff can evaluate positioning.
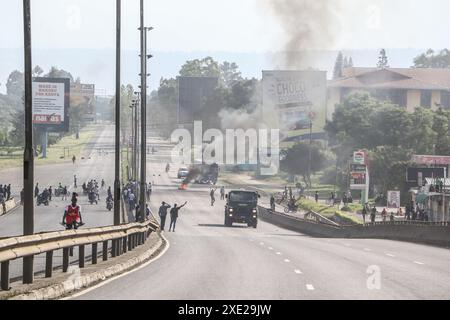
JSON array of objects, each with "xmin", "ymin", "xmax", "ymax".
[{"xmin": 262, "ymin": 0, "xmax": 342, "ymax": 68}]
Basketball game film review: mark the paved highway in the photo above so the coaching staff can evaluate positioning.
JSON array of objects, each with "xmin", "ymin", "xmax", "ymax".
[
  {"xmin": 73, "ymin": 141, "xmax": 450, "ymax": 300},
  {"xmin": 0, "ymin": 125, "xmax": 118, "ymax": 280}
]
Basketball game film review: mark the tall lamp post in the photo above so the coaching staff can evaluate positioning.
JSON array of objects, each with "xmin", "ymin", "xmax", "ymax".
[
  {"xmin": 138, "ymin": 0, "xmax": 153, "ymax": 221},
  {"xmin": 23, "ymin": 0, "xmax": 35, "ymax": 284}
]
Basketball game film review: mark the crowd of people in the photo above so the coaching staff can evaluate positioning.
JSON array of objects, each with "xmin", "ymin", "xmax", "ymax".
[{"xmin": 123, "ymin": 180, "xmax": 153, "ymax": 221}]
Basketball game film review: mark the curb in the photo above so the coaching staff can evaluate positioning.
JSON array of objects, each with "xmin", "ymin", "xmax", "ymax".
[
  {"xmin": 0, "ymin": 198, "xmax": 19, "ymax": 218},
  {"xmin": 8, "ymin": 232, "xmax": 167, "ymax": 300}
]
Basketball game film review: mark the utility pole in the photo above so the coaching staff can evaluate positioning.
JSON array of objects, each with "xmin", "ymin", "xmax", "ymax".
[
  {"xmin": 139, "ymin": 0, "xmax": 147, "ymax": 222},
  {"xmin": 23, "ymin": 0, "xmax": 35, "ymax": 284},
  {"xmin": 113, "ymin": 0, "xmax": 121, "ymax": 227},
  {"xmin": 308, "ymin": 119, "xmax": 313, "ymax": 188}
]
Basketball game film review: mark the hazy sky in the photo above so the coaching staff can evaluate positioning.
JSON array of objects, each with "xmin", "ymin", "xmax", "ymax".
[{"xmin": 1, "ymin": 0, "xmax": 450, "ymax": 52}]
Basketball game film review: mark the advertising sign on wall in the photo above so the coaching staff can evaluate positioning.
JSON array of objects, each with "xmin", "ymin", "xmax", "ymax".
[
  {"xmin": 387, "ymin": 191, "xmax": 401, "ymax": 209},
  {"xmin": 262, "ymin": 70, "xmax": 327, "ymax": 146},
  {"xmin": 32, "ymin": 77, "xmax": 70, "ymax": 132}
]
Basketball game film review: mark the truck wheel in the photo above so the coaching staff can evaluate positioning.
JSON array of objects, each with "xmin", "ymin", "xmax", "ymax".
[{"xmin": 253, "ymin": 221, "xmax": 258, "ymax": 229}]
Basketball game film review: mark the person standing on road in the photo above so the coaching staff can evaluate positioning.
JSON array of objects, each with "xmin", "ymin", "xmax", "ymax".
[
  {"xmin": 381, "ymin": 208, "xmax": 388, "ymax": 222},
  {"xmin": 73, "ymin": 175, "xmax": 77, "ymax": 188},
  {"xmin": 48, "ymin": 186, "xmax": 53, "ymax": 201},
  {"xmin": 315, "ymin": 191, "xmax": 319, "ymax": 203},
  {"xmin": 210, "ymin": 188, "xmax": 217, "ymax": 206},
  {"xmin": 270, "ymin": 194, "xmax": 276, "ymax": 212},
  {"xmin": 0, "ymin": 190, "xmax": 6, "ymax": 215},
  {"xmin": 158, "ymin": 202, "xmax": 171, "ymax": 231},
  {"xmin": 62, "ymin": 186, "xmax": 68, "ymax": 201},
  {"xmin": 35, "ymin": 183, "xmax": 39, "ymax": 198},
  {"xmin": 362, "ymin": 204, "xmax": 367, "ymax": 224},
  {"xmin": 169, "ymin": 202, "xmax": 187, "ymax": 232},
  {"xmin": 220, "ymin": 186, "xmax": 225, "ymax": 200},
  {"xmin": 128, "ymin": 192, "xmax": 136, "ymax": 212},
  {"xmin": 72, "ymin": 155, "xmax": 76, "ymax": 165},
  {"xmin": 6, "ymin": 184, "xmax": 11, "ymax": 201},
  {"xmin": 370, "ymin": 206, "xmax": 377, "ymax": 223}
]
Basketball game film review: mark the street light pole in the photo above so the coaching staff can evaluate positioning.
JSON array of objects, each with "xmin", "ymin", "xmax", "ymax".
[
  {"xmin": 113, "ymin": 0, "xmax": 121, "ymax": 228},
  {"xmin": 23, "ymin": 0, "xmax": 35, "ymax": 285},
  {"xmin": 139, "ymin": 0, "xmax": 147, "ymax": 222}
]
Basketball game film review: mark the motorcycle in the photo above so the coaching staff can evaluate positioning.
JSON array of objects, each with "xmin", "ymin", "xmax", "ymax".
[
  {"xmin": 61, "ymin": 221, "xmax": 85, "ymax": 230},
  {"xmin": 88, "ymin": 192, "xmax": 98, "ymax": 205},
  {"xmin": 284, "ymin": 204, "xmax": 298, "ymax": 213},
  {"xmin": 106, "ymin": 198, "xmax": 113, "ymax": 211},
  {"xmin": 37, "ymin": 194, "xmax": 49, "ymax": 206}
]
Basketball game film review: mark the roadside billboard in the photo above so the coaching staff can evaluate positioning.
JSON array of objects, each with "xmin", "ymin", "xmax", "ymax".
[
  {"xmin": 387, "ymin": 191, "xmax": 401, "ymax": 209},
  {"xmin": 178, "ymin": 76, "xmax": 219, "ymax": 128},
  {"xmin": 262, "ymin": 70, "xmax": 327, "ymax": 146},
  {"xmin": 32, "ymin": 77, "xmax": 70, "ymax": 132},
  {"xmin": 71, "ymin": 82, "xmax": 95, "ymax": 122}
]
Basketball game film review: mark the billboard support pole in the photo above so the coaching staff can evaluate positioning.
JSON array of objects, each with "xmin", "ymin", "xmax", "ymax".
[{"xmin": 23, "ymin": 0, "xmax": 35, "ymax": 284}]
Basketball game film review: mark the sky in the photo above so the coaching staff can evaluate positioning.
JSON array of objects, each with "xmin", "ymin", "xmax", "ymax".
[
  {"xmin": 2, "ymin": 0, "xmax": 450, "ymax": 51},
  {"xmin": 1, "ymin": 0, "xmax": 450, "ymax": 94}
]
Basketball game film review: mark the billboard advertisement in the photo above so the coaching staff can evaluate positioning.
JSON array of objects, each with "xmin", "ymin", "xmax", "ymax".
[
  {"xmin": 387, "ymin": 191, "xmax": 401, "ymax": 209},
  {"xmin": 178, "ymin": 76, "xmax": 219, "ymax": 127},
  {"xmin": 262, "ymin": 70, "xmax": 327, "ymax": 146},
  {"xmin": 70, "ymin": 82, "xmax": 95, "ymax": 122},
  {"xmin": 32, "ymin": 77, "xmax": 70, "ymax": 132}
]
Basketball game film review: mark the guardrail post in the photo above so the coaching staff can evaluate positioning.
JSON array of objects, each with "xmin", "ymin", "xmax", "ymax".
[
  {"xmin": 112, "ymin": 240, "xmax": 117, "ymax": 258},
  {"xmin": 79, "ymin": 245, "xmax": 85, "ymax": 268},
  {"xmin": 1, "ymin": 261, "xmax": 10, "ymax": 291},
  {"xmin": 92, "ymin": 243, "xmax": 98, "ymax": 265},
  {"xmin": 69, "ymin": 247, "xmax": 74, "ymax": 257},
  {"xmin": 123, "ymin": 236, "xmax": 127, "ymax": 253},
  {"xmin": 23, "ymin": 256, "xmax": 34, "ymax": 284},
  {"xmin": 118, "ymin": 238, "xmax": 123, "ymax": 255},
  {"xmin": 128, "ymin": 234, "xmax": 132, "ymax": 251},
  {"xmin": 63, "ymin": 248, "xmax": 70, "ymax": 272},
  {"xmin": 45, "ymin": 251, "xmax": 53, "ymax": 278},
  {"xmin": 103, "ymin": 241, "xmax": 108, "ymax": 261}
]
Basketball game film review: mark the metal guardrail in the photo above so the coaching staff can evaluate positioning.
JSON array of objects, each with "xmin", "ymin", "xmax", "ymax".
[
  {"xmin": 0, "ymin": 219, "xmax": 159, "ymax": 291},
  {"xmin": 362, "ymin": 220, "xmax": 449, "ymax": 227},
  {"xmin": 304, "ymin": 211, "xmax": 341, "ymax": 227}
]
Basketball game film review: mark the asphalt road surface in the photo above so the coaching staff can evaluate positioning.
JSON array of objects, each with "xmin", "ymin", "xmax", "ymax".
[
  {"xmin": 0, "ymin": 125, "xmax": 118, "ymax": 280},
  {"xmin": 73, "ymin": 141, "xmax": 450, "ymax": 300}
]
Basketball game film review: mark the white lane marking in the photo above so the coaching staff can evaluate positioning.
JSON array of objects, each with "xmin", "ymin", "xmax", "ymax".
[
  {"xmin": 63, "ymin": 233, "xmax": 171, "ymax": 300},
  {"xmin": 259, "ymin": 242, "xmax": 264, "ymax": 246},
  {"xmin": 386, "ymin": 253, "xmax": 396, "ymax": 258},
  {"xmin": 284, "ymin": 259, "xmax": 290, "ymax": 263},
  {"xmin": 294, "ymin": 269, "xmax": 303, "ymax": 274},
  {"xmin": 364, "ymin": 248, "xmax": 371, "ymax": 252},
  {"xmin": 414, "ymin": 261, "xmax": 425, "ymax": 265},
  {"xmin": 306, "ymin": 284, "xmax": 315, "ymax": 291},
  {"xmin": 268, "ymin": 247, "xmax": 273, "ymax": 250},
  {"xmin": 276, "ymin": 252, "xmax": 282, "ymax": 255}
]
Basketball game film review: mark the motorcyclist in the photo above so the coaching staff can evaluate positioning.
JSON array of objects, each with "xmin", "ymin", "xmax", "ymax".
[
  {"xmin": 288, "ymin": 197, "xmax": 298, "ymax": 212},
  {"xmin": 62, "ymin": 194, "xmax": 83, "ymax": 229}
]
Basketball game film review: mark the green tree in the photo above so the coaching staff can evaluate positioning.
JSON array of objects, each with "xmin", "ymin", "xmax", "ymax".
[
  {"xmin": 333, "ymin": 51, "xmax": 344, "ymax": 79},
  {"xmin": 6, "ymin": 70, "xmax": 24, "ymax": 99},
  {"xmin": 179, "ymin": 57, "xmax": 221, "ymax": 78},
  {"xmin": 413, "ymin": 49, "xmax": 450, "ymax": 68},
  {"xmin": 280, "ymin": 142, "xmax": 328, "ymax": 187},
  {"xmin": 377, "ymin": 49, "xmax": 389, "ymax": 69},
  {"xmin": 45, "ymin": 66, "xmax": 74, "ymax": 82}
]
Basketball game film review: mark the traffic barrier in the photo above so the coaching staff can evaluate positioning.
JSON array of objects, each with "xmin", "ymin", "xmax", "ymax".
[
  {"xmin": 258, "ymin": 206, "xmax": 450, "ymax": 247},
  {"xmin": 0, "ymin": 199, "xmax": 18, "ymax": 216},
  {"xmin": 0, "ymin": 219, "xmax": 159, "ymax": 291}
]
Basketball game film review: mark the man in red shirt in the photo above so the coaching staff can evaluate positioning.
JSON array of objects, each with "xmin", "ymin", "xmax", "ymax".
[{"xmin": 62, "ymin": 194, "xmax": 83, "ymax": 229}]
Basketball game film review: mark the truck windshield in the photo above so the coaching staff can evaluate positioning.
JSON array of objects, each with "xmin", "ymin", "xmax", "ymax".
[{"xmin": 229, "ymin": 192, "xmax": 257, "ymax": 202}]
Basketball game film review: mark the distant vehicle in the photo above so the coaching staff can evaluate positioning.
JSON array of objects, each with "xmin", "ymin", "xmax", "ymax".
[
  {"xmin": 224, "ymin": 190, "xmax": 260, "ymax": 228},
  {"xmin": 177, "ymin": 167, "xmax": 189, "ymax": 179},
  {"xmin": 194, "ymin": 163, "xmax": 219, "ymax": 185}
]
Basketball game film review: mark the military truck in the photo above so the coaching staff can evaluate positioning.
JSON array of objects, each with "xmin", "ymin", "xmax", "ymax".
[{"xmin": 224, "ymin": 190, "xmax": 260, "ymax": 228}]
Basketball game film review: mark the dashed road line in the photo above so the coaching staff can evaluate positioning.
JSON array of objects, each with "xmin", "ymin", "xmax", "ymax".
[
  {"xmin": 306, "ymin": 284, "xmax": 315, "ymax": 291},
  {"xmin": 276, "ymin": 252, "xmax": 282, "ymax": 255},
  {"xmin": 294, "ymin": 269, "xmax": 303, "ymax": 274},
  {"xmin": 259, "ymin": 242, "xmax": 264, "ymax": 246},
  {"xmin": 386, "ymin": 253, "xmax": 396, "ymax": 258},
  {"xmin": 284, "ymin": 259, "xmax": 290, "ymax": 263},
  {"xmin": 414, "ymin": 261, "xmax": 425, "ymax": 265},
  {"xmin": 268, "ymin": 247, "xmax": 273, "ymax": 250}
]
